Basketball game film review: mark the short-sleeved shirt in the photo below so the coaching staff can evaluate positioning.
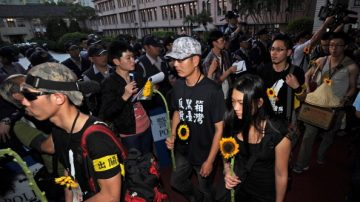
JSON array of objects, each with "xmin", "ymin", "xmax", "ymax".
[
  {"xmin": 52, "ymin": 116, "xmax": 122, "ymax": 199},
  {"xmin": 234, "ymin": 119, "xmax": 288, "ymax": 201},
  {"xmin": 171, "ymin": 77, "xmax": 225, "ymax": 165},
  {"xmin": 257, "ymin": 64, "xmax": 305, "ymax": 119}
]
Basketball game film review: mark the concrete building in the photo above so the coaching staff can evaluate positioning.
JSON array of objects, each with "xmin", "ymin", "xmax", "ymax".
[
  {"xmin": 0, "ymin": 4, "xmax": 69, "ymax": 43},
  {"xmin": 91, "ymin": 0, "xmax": 319, "ymax": 39}
]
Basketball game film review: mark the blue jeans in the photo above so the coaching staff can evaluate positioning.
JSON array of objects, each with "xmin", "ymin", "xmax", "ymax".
[
  {"xmin": 121, "ymin": 127, "xmax": 153, "ymax": 154},
  {"xmin": 170, "ymin": 152, "xmax": 214, "ymax": 202}
]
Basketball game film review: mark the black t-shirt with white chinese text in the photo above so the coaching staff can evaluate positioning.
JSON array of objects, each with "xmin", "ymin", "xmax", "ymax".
[{"xmin": 171, "ymin": 77, "xmax": 225, "ymax": 165}]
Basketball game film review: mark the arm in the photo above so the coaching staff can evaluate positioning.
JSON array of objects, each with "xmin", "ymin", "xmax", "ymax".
[
  {"xmin": 100, "ymin": 80, "xmax": 128, "ymax": 119},
  {"xmin": 223, "ymin": 160, "xmax": 241, "ymax": 189},
  {"xmin": 309, "ymin": 16, "xmax": 334, "ymax": 46},
  {"xmin": 40, "ymin": 134, "xmax": 55, "ymax": 154},
  {"xmin": 165, "ymin": 110, "xmax": 180, "ymax": 150},
  {"xmin": 85, "ymin": 173, "xmax": 121, "ymax": 202},
  {"xmin": 200, "ymin": 121, "xmax": 224, "ymax": 177},
  {"xmin": 344, "ymin": 63, "xmax": 359, "ymax": 98},
  {"xmin": 219, "ymin": 66, "xmax": 236, "ymax": 82},
  {"xmin": 274, "ymin": 136, "xmax": 291, "ymax": 202},
  {"xmin": 64, "ymin": 170, "xmax": 73, "ymax": 202}
]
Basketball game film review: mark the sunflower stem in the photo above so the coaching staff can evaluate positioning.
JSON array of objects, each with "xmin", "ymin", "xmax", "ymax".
[
  {"xmin": 154, "ymin": 89, "xmax": 176, "ymax": 171},
  {"xmin": 230, "ymin": 157, "xmax": 235, "ymax": 202}
]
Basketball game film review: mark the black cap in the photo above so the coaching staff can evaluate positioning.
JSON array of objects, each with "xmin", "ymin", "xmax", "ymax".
[
  {"xmin": 88, "ymin": 44, "xmax": 108, "ymax": 57},
  {"xmin": 143, "ymin": 35, "xmax": 163, "ymax": 47},
  {"xmin": 225, "ymin": 11, "xmax": 239, "ymax": 19}
]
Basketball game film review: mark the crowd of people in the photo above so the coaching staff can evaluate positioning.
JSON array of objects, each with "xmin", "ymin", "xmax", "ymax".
[{"xmin": 1, "ymin": 11, "xmax": 360, "ymax": 202}]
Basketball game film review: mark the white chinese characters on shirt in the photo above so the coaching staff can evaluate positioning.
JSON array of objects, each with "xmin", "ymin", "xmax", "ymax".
[{"xmin": 178, "ymin": 98, "xmax": 205, "ymax": 124}]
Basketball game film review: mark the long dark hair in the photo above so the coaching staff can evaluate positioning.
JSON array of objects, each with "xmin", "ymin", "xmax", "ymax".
[{"xmin": 224, "ymin": 74, "xmax": 274, "ymax": 152}]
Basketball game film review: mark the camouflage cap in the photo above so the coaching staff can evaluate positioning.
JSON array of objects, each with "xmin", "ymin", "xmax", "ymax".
[
  {"xmin": 165, "ymin": 37, "xmax": 201, "ymax": 60},
  {"xmin": 24, "ymin": 62, "xmax": 83, "ymax": 106}
]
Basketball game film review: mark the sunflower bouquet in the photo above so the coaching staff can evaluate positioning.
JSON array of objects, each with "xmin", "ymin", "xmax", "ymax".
[
  {"xmin": 55, "ymin": 176, "xmax": 79, "ymax": 189},
  {"xmin": 220, "ymin": 137, "xmax": 240, "ymax": 202}
]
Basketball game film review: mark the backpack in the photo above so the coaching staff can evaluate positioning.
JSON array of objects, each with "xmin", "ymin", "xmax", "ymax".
[
  {"xmin": 80, "ymin": 122, "xmax": 127, "ymax": 194},
  {"xmin": 124, "ymin": 148, "xmax": 169, "ymax": 202},
  {"xmin": 81, "ymin": 123, "xmax": 168, "ymax": 202}
]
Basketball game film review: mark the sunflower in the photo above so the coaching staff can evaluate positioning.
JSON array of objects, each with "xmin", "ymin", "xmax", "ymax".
[
  {"xmin": 303, "ymin": 46, "xmax": 311, "ymax": 54},
  {"xmin": 55, "ymin": 176, "xmax": 79, "ymax": 189},
  {"xmin": 324, "ymin": 78, "xmax": 332, "ymax": 86},
  {"xmin": 219, "ymin": 137, "xmax": 239, "ymax": 159},
  {"xmin": 267, "ymin": 88, "xmax": 275, "ymax": 98},
  {"xmin": 143, "ymin": 80, "xmax": 153, "ymax": 97},
  {"xmin": 177, "ymin": 122, "xmax": 190, "ymax": 141}
]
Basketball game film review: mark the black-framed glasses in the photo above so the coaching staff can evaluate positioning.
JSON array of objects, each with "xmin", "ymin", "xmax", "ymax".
[
  {"xmin": 173, "ymin": 54, "xmax": 198, "ymax": 62},
  {"xmin": 21, "ymin": 88, "xmax": 52, "ymax": 101}
]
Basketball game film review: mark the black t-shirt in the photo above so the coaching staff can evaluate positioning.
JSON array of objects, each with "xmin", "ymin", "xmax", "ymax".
[
  {"xmin": 257, "ymin": 63, "xmax": 305, "ymax": 119},
  {"xmin": 52, "ymin": 116, "xmax": 122, "ymax": 199},
  {"xmin": 234, "ymin": 119, "xmax": 288, "ymax": 201},
  {"xmin": 171, "ymin": 77, "xmax": 225, "ymax": 165}
]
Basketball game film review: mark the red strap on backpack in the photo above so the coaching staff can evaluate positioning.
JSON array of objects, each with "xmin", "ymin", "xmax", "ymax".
[{"xmin": 81, "ymin": 123, "xmax": 128, "ymax": 193}]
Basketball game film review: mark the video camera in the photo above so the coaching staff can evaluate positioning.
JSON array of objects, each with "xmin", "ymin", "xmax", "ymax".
[{"xmin": 318, "ymin": 3, "xmax": 358, "ymax": 24}]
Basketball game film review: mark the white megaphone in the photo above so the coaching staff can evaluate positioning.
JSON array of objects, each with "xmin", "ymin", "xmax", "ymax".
[
  {"xmin": 148, "ymin": 72, "xmax": 165, "ymax": 85},
  {"xmin": 131, "ymin": 72, "xmax": 165, "ymax": 101}
]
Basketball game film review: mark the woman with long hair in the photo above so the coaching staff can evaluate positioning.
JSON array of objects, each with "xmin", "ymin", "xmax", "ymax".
[{"xmin": 221, "ymin": 74, "xmax": 291, "ymax": 202}]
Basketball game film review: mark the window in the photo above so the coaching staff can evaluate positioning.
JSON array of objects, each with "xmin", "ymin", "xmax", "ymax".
[
  {"xmin": 6, "ymin": 18, "xmax": 16, "ymax": 27},
  {"xmin": 0, "ymin": 19, "xmax": 5, "ymax": 27},
  {"xmin": 355, "ymin": 0, "xmax": 360, "ymax": 6},
  {"xmin": 217, "ymin": 0, "xmax": 227, "ymax": 15},
  {"xmin": 16, "ymin": 18, "xmax": 26, "ymax": 27}
]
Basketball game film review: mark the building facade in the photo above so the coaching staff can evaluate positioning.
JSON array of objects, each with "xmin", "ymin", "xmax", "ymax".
[
  {"xmin": 90, "ymin": 0, "xmax": 324, "ymax": 39},
  {"xmin": 91, "ymin": 0, "xmax": 232, "ymax": 38},
  {"xmin": 0, "ymin": 5, "xmax": 69, "ymax": 43}
]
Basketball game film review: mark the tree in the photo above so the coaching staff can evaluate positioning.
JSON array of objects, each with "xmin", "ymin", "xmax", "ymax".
[
  {"xmin": 286, "ymin": 17, "xmax": 313, "ymax": 35},
  {"xmin": 194, "ymin": 10, "xmax": 213, "ymax": 32},
  {"xmin": 66, "ymin": 4, "xmax": 96, "ymax": 23},
  {"xmin": 45, "ymin": 18, "xmax": 68, "ymax": 41},
  {"xmin": 68, "ymin": 20, "xmax": 82, "ymax": 33},
  {"xmin": 235, "ymin": 0, "xmax": 314, "ymax": 25}
]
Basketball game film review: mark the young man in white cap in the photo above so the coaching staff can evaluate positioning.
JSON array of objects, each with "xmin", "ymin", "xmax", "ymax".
[
  {"xmin": 21, "ymin": 62, "xmax": 123, "ymax": 201},
  {"xmin": 165, "ymin": 37, "xmax": 225, "ymax": 201}
]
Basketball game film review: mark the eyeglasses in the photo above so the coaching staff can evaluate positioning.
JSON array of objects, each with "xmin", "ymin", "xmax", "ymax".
[
  {"xmin": 21, "ymin": 88, "xmax": 52, "ymax": 101},
  {"xmin": 270, "ymin": 47, "xmax": 287, "ymax": 52},
  {"xmin": 173, "ymin": 55, "xmax": 197, "ymax": 62}
]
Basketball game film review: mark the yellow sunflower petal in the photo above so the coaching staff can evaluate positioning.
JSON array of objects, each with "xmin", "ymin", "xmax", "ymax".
[
  {"xmin": 267, "ymin": 88, "xmax": 275, "ymax": 98},
  {"xmin": 177, "ymin": 124, "xmax": 190, "ymax": 141},
  {"xmin": 219, "ymin": 137, "xmax": 239, "ymax": 159},
  {"xmin": 143, "ymin": 80, "xmax": 153, "ymax": 97}
]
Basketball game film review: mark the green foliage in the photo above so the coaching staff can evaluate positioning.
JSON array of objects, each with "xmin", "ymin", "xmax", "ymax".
[
  {"xmin": 69, "ymin": 20, "xmax": 82, "ymax": 33},
  {"xmin": 152, "ymin": 31, "xmax": 176, "ymax": 39},
  {"xmin": 46, "ymin": 18, "xmax": 68, "ymax": 41},
  {"xmin": 286, "ymin": 18, "xmax": 313, "ymax": 34},
  {"xmin": 66, "ymin": 4, "xmax": 96, "ymax": 21},
  {"xmin": 58, "ymin": 32, "xmax": 88, "ymax": 52}
]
